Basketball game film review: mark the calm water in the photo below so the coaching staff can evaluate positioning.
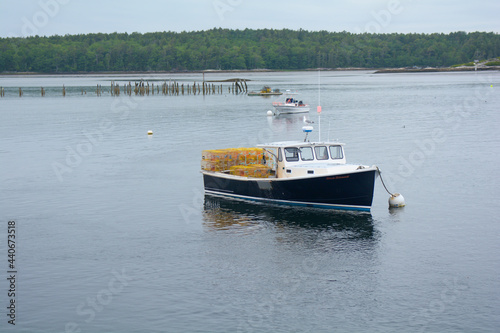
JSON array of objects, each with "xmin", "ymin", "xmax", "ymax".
[{"xmin": 1, "ymin": 71, "xmax": 499, "ymax": 332}]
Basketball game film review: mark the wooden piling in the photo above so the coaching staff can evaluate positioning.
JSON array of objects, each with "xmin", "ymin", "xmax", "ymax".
[{"xmin": 5, "ymin": 77, "xmax": 249, "ymax": 99}]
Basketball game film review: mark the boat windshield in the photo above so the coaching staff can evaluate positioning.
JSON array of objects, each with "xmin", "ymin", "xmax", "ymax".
[
  {"xmin": 299, "ymin": 147, "xmax": 314, "ymax": 161},
  {"xmin": 314, "ymin": 146, "xmax": 329, "ymax": 160},
  {"xmin": 329, "ymin": 145, "xmax": 343, "ymax": 159},
  {"xmin": 282, "ymin": 145, "xmax": 343, "ymax": 162},
  {"xmin": 284, "ymin": 147, "xmax": 299, "ymax": 162}
]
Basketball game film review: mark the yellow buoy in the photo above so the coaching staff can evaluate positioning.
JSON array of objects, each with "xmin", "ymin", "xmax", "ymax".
[{"xmin": 147, "ymin": 130, "xmax": 153, "ymax": 135}]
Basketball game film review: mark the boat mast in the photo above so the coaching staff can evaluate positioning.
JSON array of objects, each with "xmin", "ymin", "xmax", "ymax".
[{"xmin": 317, "ymin": 69, "xmax": 322, "ymax": 141}]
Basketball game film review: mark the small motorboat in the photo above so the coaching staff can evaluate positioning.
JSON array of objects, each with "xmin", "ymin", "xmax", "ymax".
[{"xmin": 272, "ymin": 92, "xmax": 310, "ymax": 114}]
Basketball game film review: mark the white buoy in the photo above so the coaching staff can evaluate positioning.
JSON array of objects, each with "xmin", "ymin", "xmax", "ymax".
[
  {"xmin": 147, "ymin": 130, "xmax": 153, "ymax": 135},
  {"xmin": 266, "ymin": 110, "xmax": 273, "ymax": 116},
  {"xmin": 389, "ymin": 193, "xmax": 405, "ymax": 208},
  {"xmin": 376, "ymin": 167, "xmax": 406, "ymax": 209}
]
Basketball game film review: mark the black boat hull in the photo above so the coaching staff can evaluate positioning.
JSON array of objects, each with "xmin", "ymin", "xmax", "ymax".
[{"xmin": 203, "ymin": 169, "xmax": 377, "ymax": 211}]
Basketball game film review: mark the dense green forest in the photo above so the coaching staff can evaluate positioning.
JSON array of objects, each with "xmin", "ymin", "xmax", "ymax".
[{"xmin": 0, "ymin": 29, "xmax": 498, "ymax": 72}]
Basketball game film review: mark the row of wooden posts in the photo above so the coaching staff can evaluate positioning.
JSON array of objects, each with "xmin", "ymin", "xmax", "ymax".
[
  {"xmin": 1, "ymin": 80, "xmax": 248, "ymax": 97},
  {"xmin": 112, "ymin": 80, "xmax": 248, "ymax": 96}
]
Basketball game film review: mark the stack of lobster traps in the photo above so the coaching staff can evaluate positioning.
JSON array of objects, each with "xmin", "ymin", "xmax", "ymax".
[{"xmin": 201, "ymin": 148, "xmax": 273, "ymax": 178}]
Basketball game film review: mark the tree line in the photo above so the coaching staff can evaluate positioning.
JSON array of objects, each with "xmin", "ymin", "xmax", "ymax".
[{"xmin": 0, "ymin": 29, "xmax": 498, "ymax": 73}]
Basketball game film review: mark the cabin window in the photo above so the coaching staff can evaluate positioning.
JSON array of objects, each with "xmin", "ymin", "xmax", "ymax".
[
  {"xmin": 300, "ymin": 147, "xmax": 314, "ymax": 161},
  {"xmin": 329, "ymin": 145, "xmax": 343, "ymax": 159},
  {"xmin": 278, "ymin": 148, "xmax": 283, "ymax": 162},
  {"xmin": 314, "ymin": 146, "xmax": 329, "ymax": 160},
  {"xmin": 284, "ymin": 147, "xmax": 299, "ymax": 162}
]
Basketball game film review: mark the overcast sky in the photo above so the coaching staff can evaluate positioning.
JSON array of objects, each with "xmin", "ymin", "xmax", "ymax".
[{"xmin": 1, "ymin": 0, "xmax": 499, "ymax": 38}]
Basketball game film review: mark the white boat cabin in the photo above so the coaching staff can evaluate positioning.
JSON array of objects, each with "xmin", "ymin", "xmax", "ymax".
[{"xmin": 258, "ymin": 141, "xmax": 368, "ymax": 179}]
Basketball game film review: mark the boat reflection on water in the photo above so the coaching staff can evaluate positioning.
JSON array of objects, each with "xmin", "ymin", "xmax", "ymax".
[
  {"xmin": 267, "ymin": 113, "xmax": 313, "ymax": 133},
  {"xmin": 202, "ymin": 195, "xmax": 375, "ymax": 240}
]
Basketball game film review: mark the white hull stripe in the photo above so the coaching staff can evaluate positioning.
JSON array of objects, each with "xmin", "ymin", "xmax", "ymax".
[{"xmin": 204, "ymin": 190, "xmax": 371, "ymax": 212}]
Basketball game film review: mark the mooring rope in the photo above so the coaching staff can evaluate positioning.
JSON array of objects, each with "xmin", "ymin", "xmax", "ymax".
[{"xmin": 376, "ymin": 166, "xmax": 394, "ymax": 196}]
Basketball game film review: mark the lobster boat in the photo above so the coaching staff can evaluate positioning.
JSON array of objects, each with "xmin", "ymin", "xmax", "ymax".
[{"xmin": 201, "ymin": 127, "xmax": 379, "ymax": 211}]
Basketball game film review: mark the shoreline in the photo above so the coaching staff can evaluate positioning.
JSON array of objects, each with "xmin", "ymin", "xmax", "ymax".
[
  {"xmin": 0, "ymin": 69, "xmax": 278, "ymax": 76},
  {"xmin": 374, "ymin": 66, "xmax": 500, "ymax": 73},
  {"xmin": 1, "ymin": 66, "xmax": 499, "ymax": 76}
]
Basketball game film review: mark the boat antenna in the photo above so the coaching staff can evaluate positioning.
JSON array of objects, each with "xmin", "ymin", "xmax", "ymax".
[
  {"xmin": 317, "ymin": 69, "xmax": 322, "ymax": 141},
  {"xmin": 327, "ymin": 120, "xmax": 331, "ymax": 142}
]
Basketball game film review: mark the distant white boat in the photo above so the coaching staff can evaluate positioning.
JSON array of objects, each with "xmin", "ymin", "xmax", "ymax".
[{"xmin": 272, "ymin": 92, "xmax": 310, "ymax": 114}]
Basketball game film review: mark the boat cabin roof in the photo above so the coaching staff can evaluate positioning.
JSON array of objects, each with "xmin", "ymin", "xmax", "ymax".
[{"xmin": 257, "ymin": 141, "xmax": 345, "ymax": 149}]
